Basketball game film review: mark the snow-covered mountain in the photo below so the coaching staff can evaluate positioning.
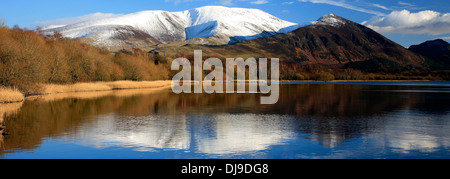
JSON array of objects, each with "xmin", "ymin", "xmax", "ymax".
[
  {"xmin": 41, "ymin": 6, "xmax": 299, "ymax": 47},
  {"xmin": 312, "ymin": 14, "xmax": 347, "ymax": 27}
]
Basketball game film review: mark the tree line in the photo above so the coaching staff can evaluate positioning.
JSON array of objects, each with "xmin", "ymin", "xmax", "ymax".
[{"xmin": 0, "ymin": 26, "xmax": 171, "ymax": 95}]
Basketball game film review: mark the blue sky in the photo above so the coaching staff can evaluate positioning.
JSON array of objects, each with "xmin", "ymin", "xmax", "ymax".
[{"xmin": 0, "ymin": 0, "xmax": 449, "ymax": 47}]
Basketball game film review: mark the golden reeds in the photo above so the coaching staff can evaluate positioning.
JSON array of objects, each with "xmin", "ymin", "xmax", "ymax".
[
  {"xmin": 0, "ymin": 87, "xmax": 25, "ymax": 103},
  {"xmin": 42, "ymin": 80, "xmax": 172, "ymax": 94},
  {"xmin": 0, "ymin": 80, "xmax": 172, "ymax": 103}
]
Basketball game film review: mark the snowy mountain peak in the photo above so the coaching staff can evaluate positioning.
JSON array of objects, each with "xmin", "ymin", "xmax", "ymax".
[
  {"xmin": 313, "ymin": 14, "xmax": 347, "ymax": 27},
  {"xmin": 41, "ymin": 6, "xmax": 299, "ymax": 47}
]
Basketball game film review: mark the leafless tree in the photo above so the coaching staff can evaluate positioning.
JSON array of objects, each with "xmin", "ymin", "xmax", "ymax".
[{"xmin": 0, "ymin": 18, "xmax": 7, "ymax": 27}]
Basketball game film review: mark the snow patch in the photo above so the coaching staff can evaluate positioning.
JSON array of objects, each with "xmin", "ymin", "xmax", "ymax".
[
  {"xmin": 41, "ymin": 6, "xmax": 299, "ymax": 45},
  {"xmin": 312, "ymin": 14, "xmax": 347, "ymax": 27}
]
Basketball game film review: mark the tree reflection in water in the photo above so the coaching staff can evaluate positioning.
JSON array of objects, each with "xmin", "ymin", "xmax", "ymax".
[{"xmin": 1, "ymin": 84, "xmax": 449, "ymax": 158}]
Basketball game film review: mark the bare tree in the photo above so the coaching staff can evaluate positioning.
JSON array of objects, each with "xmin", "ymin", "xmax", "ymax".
[{"xmin": 0, "ymin": 18, "xmax": 6, "ymax": 27}]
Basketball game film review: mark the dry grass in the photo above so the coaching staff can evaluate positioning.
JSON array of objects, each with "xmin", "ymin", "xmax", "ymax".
[
  {"xmin": 105, "ymin": 80, "xmax": 172, "ymax": 90},
  {"xmin": 0, "ymin": 87, "xmax": 25, "ymax": 103},
  {"xmin": 42, "ymin": 80, "xmax": 172, "ymax": 95},
  {"xmin": 26, "ymin": 87, "xmax": 170, "ymax": 103},
  {"xmin": 26, "ymin": 91, "xmax": 114, "ymax": 103},
  {"xmin": 42, "ymin": 82, "xmax": 112, "ymax": 95},
  {"xmin": 0, "ymin": 80, "xmax": 172, "ymax": 103}
]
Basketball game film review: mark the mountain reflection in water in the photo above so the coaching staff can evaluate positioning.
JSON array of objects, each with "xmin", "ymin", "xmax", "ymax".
[{"xmin": 1, "ymin": 83, "xmax": 449, "ymax": 158}]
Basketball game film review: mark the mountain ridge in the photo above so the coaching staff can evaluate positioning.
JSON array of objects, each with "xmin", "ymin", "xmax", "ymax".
[
  {"xmin": 41, "ymin": 8, "xmax": 432, "ymax": 74},
  {"xmin": 41, "ymin": 6, "xmax": 299, "ymax": 48},
  {"xmin": 153, "ymin": 13, "xmax": 427, "ymax": 74}
]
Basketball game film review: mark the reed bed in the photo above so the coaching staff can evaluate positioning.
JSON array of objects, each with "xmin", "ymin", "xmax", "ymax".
[
  {"xmin": 105, "ymin": 80, "xmax": 172, "ymax": 90},
  {"xmin": 0, "ymin": 87, "xmax": 25, "ymax": 103},
  {"xmin": 42, "ymin": 80, "xmax": 172, "ymax": 95},
  {"xmin": 42, "ymin": 82, "xmax": 112, "ymax": 94},
  {"xmin": 0, "ymin": 80, "xmax": 172, "ymax": 103}
]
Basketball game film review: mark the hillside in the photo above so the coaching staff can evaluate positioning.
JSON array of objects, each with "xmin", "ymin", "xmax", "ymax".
[
  {"xmin": 155, "ymin": 14, "xmax": 427, "ymax": 74},
  {"xmin": 409, "ymin": 39, "xmax": 450, "ymax": 70}
]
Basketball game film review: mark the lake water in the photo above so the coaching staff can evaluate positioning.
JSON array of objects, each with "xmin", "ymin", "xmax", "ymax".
[{"xmin": 1, "ymin": 81, "xmax": 449, "ymax": 159}]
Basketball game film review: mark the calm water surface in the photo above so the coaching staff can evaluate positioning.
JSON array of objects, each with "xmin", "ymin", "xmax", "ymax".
[{"xmin": 1, "ymin": 81, "xmax": 449, "ymax": 159}]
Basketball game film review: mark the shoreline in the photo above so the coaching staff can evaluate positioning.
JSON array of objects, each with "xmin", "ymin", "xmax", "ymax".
[
  {"xmin": 40, "ymin": 80, "xmax": 173, "ymax": 95},
  {"xmin": 1, "ymin": 80, "xmax": 173, "ymax": 104},
  {"xmin": 1, "ymin": 79, "xmax": 448, "ymax": 103},
  {"xmin": 0, "ymin": 87, "xmax": 25, "ymax": 104}
]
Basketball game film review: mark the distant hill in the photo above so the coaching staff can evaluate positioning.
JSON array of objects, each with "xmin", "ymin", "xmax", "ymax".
[
  {"xmin": 409, "ymin": 39, "xmax": 450, "ymax": 70},
  {"xmin": 157, "ymin": 14, "xmax": 427, "ymax": 73}
]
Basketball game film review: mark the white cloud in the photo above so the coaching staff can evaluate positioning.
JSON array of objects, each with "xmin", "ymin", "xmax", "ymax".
[
  {"xmin": 251, "ymin": 0, "xmax": 268, "ymax": 5},
  {"xmin": 164, "ymin": 0, "xmax": 198, "ymax": 4},
  {"xmin": 297, "ymin": 0, "xmax": 386, "ymax": 16},
  {"xmin": 363, "ymin": 10, "xmax": 450, "ymax": 35},
  {"xmin": 220, "ymin": 0, "xmax": 233, "ymax": 5},
  {"xmin": 165, "ymin": 0, "xmax": 269, "ymax": 6},
  {"xmin": 396, "ymin": 1, "xmax": 423, "ymax": 10},
  {"xmin": 282, "ymin": 1, "xmax": 295, "ymax": 5},
  {"xmin": 398, "ymin": 1, "xmax": 414, "ymax": 7},
  {"xmin": 36, "ymin": 12, "xmax": 121, "ymax": 27},
  {"xmin": 373, "ymin": 4, "xmax": 389, "ymax": 11}
]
